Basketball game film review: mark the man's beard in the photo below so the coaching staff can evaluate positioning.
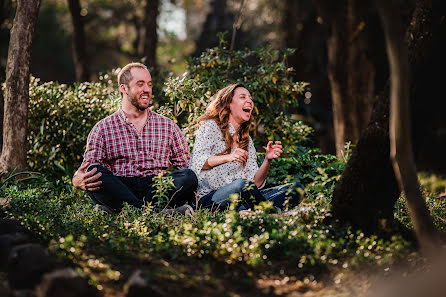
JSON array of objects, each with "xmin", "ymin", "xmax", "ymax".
[{"xmin": 129, "ymin": 93, "xmax": 149, "ymax": 111}]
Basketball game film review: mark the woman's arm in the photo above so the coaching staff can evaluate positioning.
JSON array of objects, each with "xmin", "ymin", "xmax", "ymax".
[
  {"xmin": 203, "ymin": 148, "xmax": 248, "ymax": 170},
  {"xmin": 253, "ymin": 141, "xmax": 283, "ymax": 187}
]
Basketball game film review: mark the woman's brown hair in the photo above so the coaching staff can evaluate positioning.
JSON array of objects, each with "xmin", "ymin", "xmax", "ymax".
[{"xmin": 197, "ymin": 83, "xmax": 254, "ymax": 164}]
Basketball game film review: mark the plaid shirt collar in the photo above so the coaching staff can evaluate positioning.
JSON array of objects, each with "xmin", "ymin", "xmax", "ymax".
[{"xmin": 116, "ymin": 107, "xmax": 153, "ymax": 126}]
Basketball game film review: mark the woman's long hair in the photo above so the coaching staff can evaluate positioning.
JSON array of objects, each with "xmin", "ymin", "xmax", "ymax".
[{"xmin": 197, "ymin": 83, "xmax": 254, "ymax": 165}]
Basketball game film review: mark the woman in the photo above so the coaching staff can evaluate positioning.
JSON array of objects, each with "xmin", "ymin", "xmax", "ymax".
[{"xmin": 189, "ymin": 83, "xmax": 303, "ymax": 211}]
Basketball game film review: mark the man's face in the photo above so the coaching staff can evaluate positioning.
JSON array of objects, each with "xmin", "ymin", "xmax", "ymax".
[{"xmin": 124, "ymin": 67, "xmax": 152, "ymax": 111}]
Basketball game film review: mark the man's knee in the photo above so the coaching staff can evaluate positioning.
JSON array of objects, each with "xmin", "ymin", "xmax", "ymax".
[
  {"xmin": 175, "ymin": 168, "xmax": 198, "ymax": 189},
  {"xmin": 86, "ymin": 164, "xmax": 108, "ymax": 174}
]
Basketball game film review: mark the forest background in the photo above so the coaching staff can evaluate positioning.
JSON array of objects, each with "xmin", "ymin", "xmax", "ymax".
[{"xmin": 1, "ymin": 0, "xmax": 446, "ymax": 296}]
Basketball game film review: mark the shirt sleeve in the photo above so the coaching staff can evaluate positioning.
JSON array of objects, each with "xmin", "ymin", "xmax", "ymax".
[
  {"xmin": 169, "ymin": 123, "xmax": 191, "ymax": 169},
  {"xmin": 244, "ymin": 137, "xmax": 265, "ymax": 189},
  {"xmin": 82, "ymin": 121, "xmax": 106, "ymax": 167},
  {"xmin": 189, "ymin": 120, "xmax": 218, "ymax": 176}
]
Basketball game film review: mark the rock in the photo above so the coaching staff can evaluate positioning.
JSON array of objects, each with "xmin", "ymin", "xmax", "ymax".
[
  {"xmin": 35, "ymin": 268, "xmax": 98, "ymax": 297},
  {"xmin": 126, "ymin": 270, "xmax": 162, "ymax": 297},
  {"xmin": 0, "ymin": 279, "xmax": 11, "ymax": 297},
  {"xmin": 7, "ymin": 243, "xmax": 62, "ymax": 289},
  {"xmin": 0, "ymin": 219, "xmax": 28, "ymax": 235},
  {"xmin": 10, "ymin": 289, "xmax": 34, "ymax": 297},
  {"xmin": 0, "ymin": 232, "xmax": 32, "ymax": 269}
]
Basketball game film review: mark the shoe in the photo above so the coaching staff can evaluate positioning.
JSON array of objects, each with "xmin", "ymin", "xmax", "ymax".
[
  {"xmin": 94, "ymin": 204, "xmax": 117, "ymax": 215},
  {"xmin": 282, "ymin": 206, "xmax": 311, "ymax": 216},
  {"xmin": 161, "ymin": 205, "xmax": 194, "ymax": 217}
]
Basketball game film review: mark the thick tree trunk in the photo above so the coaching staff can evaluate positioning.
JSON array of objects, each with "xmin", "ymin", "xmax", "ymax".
[
  {"xmin": 331, "ymin": 0, "xmax": 438, "ymax": 235},
  {"xmin": 375, "ymin": 0, "xmax": 440, "ymax": 254},
  {"xmin": 139, "ymin": 0, "xmax": 160, "ymax": 68},
  {"xmin": 67, "ymin": 0, "xmax": 90, "ymax": 82},
  {"xmin": 193, "ymin": 0, "xmax": 234, "ymax": 55},
  {"xmin": 316, "ymin": 0, "xmax": 375, "ymax": 157},
  {"xmin": 0, "ymin": 87, "xmax": 3, "ymax": 153},
  {"xmin": 0, "ymin": 0, "xmax": 40, "ymax": 173}
]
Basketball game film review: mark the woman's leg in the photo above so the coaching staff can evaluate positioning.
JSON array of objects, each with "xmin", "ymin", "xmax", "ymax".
[
  {"xmin": 260, "ymin": 182, "xmax": 304, "ymax": 210},
  {"xmin": 198, "ymin": 179, "xmax": 266, "ymax": 211}
]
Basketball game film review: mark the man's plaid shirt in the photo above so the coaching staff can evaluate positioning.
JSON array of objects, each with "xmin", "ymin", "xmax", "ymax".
[{"xmin": 82, "ymin": 108, "xmax": 190, "ymax": 177}]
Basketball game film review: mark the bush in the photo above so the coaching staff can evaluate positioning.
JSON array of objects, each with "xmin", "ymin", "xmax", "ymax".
[
  {"xmin": 161, "ymin": 36, "xmax": 312, "ymax": 148},
  {"xmin": 27, "ymin": 77, "xmax": 119, "ymax": 179},
  {"xmin": 26, "ymin": 40, "xmax": 313, "ymax": 182}
]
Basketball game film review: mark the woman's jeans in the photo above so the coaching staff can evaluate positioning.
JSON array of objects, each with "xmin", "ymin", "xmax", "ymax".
[
  {"xmin": 86, "ymin": 164, "xmax": 198, "ymax": 212},
  {"xmin": 195, "ymin": 178, "xmax": 303, "ymax": 211}
]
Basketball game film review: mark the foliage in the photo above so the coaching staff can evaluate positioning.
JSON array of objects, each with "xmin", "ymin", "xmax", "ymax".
[
  {"xmin": 151, "ymin": 173, "xmax": 176, "ymax": 211},
  {"xmin": 161, "ymin": 35, "xmax": 311, "ymax": 148},
  {"xmin": 2, "ymin": 183, "xmax": 411, "ymax": 285},
  {"xmin": 394, "ymin": 173, "xmax": 446, "ymax": 232},
  {"xmin": 27, "ymin": 77, "xmax": 119, "ymax": 180}
]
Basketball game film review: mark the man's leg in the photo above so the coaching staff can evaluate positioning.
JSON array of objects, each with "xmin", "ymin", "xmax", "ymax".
[
  {"xmin": 86, "ymin": 164, "xmax": 143, "ymax": 211},
  {"xmin": 145, "ymin": 168, "xmax": 198, "ymax": 208},
  {"xmin": 260, "ymin": 182, "xmax": 304, "ymax": 210}
]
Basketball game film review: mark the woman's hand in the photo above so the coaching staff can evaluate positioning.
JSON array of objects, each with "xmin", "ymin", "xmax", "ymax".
[
  {"xmin": 265, "ymin": 141, "xmax": 283, "ymax": 160},
  {"xmin": 227, "ymin": 148, "xmax": 249, "ymax": 163}
]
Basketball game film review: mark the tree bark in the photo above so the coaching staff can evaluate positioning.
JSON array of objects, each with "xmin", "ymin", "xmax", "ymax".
[
  {"xmin": 0, "ymin": 0, "xmax": 40, "ymax": 173},
  {"xmin": 0, "ymin": 85, "xmax": 3, "ymax": 154},
  {"xmin": 375, "ymin": 0, "xmax": 441, "ymax": 254},
  {"xmin": 331, "ymin": 0, "xmax": 439, "ymax": 236},
  {"xmin": 67, "ymin": 0, "xmax": 90, "ymax": 82},
  {"xmin": 139, "ymin": 0, "xmax": 160, "ymax": 68},
  {"xmin": 315, "ymin": 0, "xmax": 376, "ymax": 157},
  {"xmin": 193, "ymin": 0, "xmax": 234, "ymax": 55}
]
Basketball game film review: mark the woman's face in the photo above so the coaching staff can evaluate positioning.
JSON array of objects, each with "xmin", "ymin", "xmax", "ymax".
[{"xmin": 229, "ymin": 87, "xmax": 254, "ymax": 125}]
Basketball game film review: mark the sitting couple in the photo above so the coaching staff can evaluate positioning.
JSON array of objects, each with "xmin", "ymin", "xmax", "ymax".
[{"xmin": 72, "ymin": 62, "xmax": 303, "ymax": 215}]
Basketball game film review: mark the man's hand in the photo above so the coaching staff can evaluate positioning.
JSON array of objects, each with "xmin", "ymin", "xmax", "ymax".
[
  {"xmin": 72, "ymin": 162, "xmax": 102, "ymax": 191},
  {"xmin": 227, "ymin": 148, "xmax": 249, "ymax": 163},
  {"xmin": 265, "ymin": 141, "xmax": 283, "ymax": 160}
]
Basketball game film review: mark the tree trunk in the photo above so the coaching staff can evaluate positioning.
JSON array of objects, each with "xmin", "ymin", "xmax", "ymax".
[
  {"xmin": 316, "ymin": 0, "xmax": 376, "ymax": 157},
  {"xmin": 375, "ymin": 0, "xmax": 441, "ymax": 254},
  {"xmin": 139, "ymin": 0, "xmax": 160, "ymax": 68},
  {"xmin": 0, "ymin": 86, "xmax": 3, "ymax": 153},
  {"xmin": 331, "ymin": 0, "xmax": 438, "ymax": 236},
  {"xmin": 0, "ymin": 0, "xmax": 40, "ymax": 174},
  {"xmin": 193, "ymin": 0, "xmax": 234, "ymax": 55},
  {"xmin": 67, "ymin": 0, "xmax": 90, "ymax": 82}
]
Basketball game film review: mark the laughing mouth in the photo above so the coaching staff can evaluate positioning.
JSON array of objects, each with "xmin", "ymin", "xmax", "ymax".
[{"xmin": 242, "ymin": 107, "xmax": 252, "ymax": 113}]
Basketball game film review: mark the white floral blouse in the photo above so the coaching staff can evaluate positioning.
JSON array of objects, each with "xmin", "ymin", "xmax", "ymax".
[{"xmin": 189, "ymin": 120, "xmax": 264, "ymax": 199}]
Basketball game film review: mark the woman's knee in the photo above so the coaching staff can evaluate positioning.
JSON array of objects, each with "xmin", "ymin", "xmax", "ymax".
[{"xmin": 232, "ymin": 178, "xmax": 252, "ymax": 192}]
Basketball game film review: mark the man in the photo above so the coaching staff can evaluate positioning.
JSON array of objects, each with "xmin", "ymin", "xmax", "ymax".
[{"xmin": 72, "ymin": 62, "xmax": 197, "ymax": 215}]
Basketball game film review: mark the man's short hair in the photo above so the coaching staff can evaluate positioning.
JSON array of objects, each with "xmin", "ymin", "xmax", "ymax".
[{"xmin": 117, "ymin": 62, "xmax": 149, "ymax": 96}]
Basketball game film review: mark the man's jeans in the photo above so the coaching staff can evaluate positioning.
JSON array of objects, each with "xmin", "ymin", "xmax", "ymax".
[
  {"xmin": 86, "ymin": 164, "xmax": 198, "ymax": 212},
  {"xmin": 195, "ymin": 178, "xmax": 303, "ymax": 211}
]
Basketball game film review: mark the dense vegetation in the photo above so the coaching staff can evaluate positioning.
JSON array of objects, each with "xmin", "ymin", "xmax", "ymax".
[{"xmin": 2, "ymin": 41, "xmax": 446, "ymax": 294}]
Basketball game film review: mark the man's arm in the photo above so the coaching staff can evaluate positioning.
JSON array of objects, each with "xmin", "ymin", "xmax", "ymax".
[
  {"xmin": 169, "ymin": 123, "xmax": 191, "ymax": 169},
  {"xmin": 72, "ymin": 122, "xmax": 106, "ymax": 190}
]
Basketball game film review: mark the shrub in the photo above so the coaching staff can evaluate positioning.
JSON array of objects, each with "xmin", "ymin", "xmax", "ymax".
[
  {"xmin": 161, "ymin": 35, "xmax": 311, "ymax": 148},
  {"xmin": 27, "ymin": 77, "xmax": 119, "ymax": 179}
]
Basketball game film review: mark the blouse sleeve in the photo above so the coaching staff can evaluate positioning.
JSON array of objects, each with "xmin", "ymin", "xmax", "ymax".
[
  {"xmin": 244, "ymin": 137, "xmax": 266, "ymax": 189},
  {"xmin": 189, "ymin": 120, "xmax": 219, "ymax": 176}
]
